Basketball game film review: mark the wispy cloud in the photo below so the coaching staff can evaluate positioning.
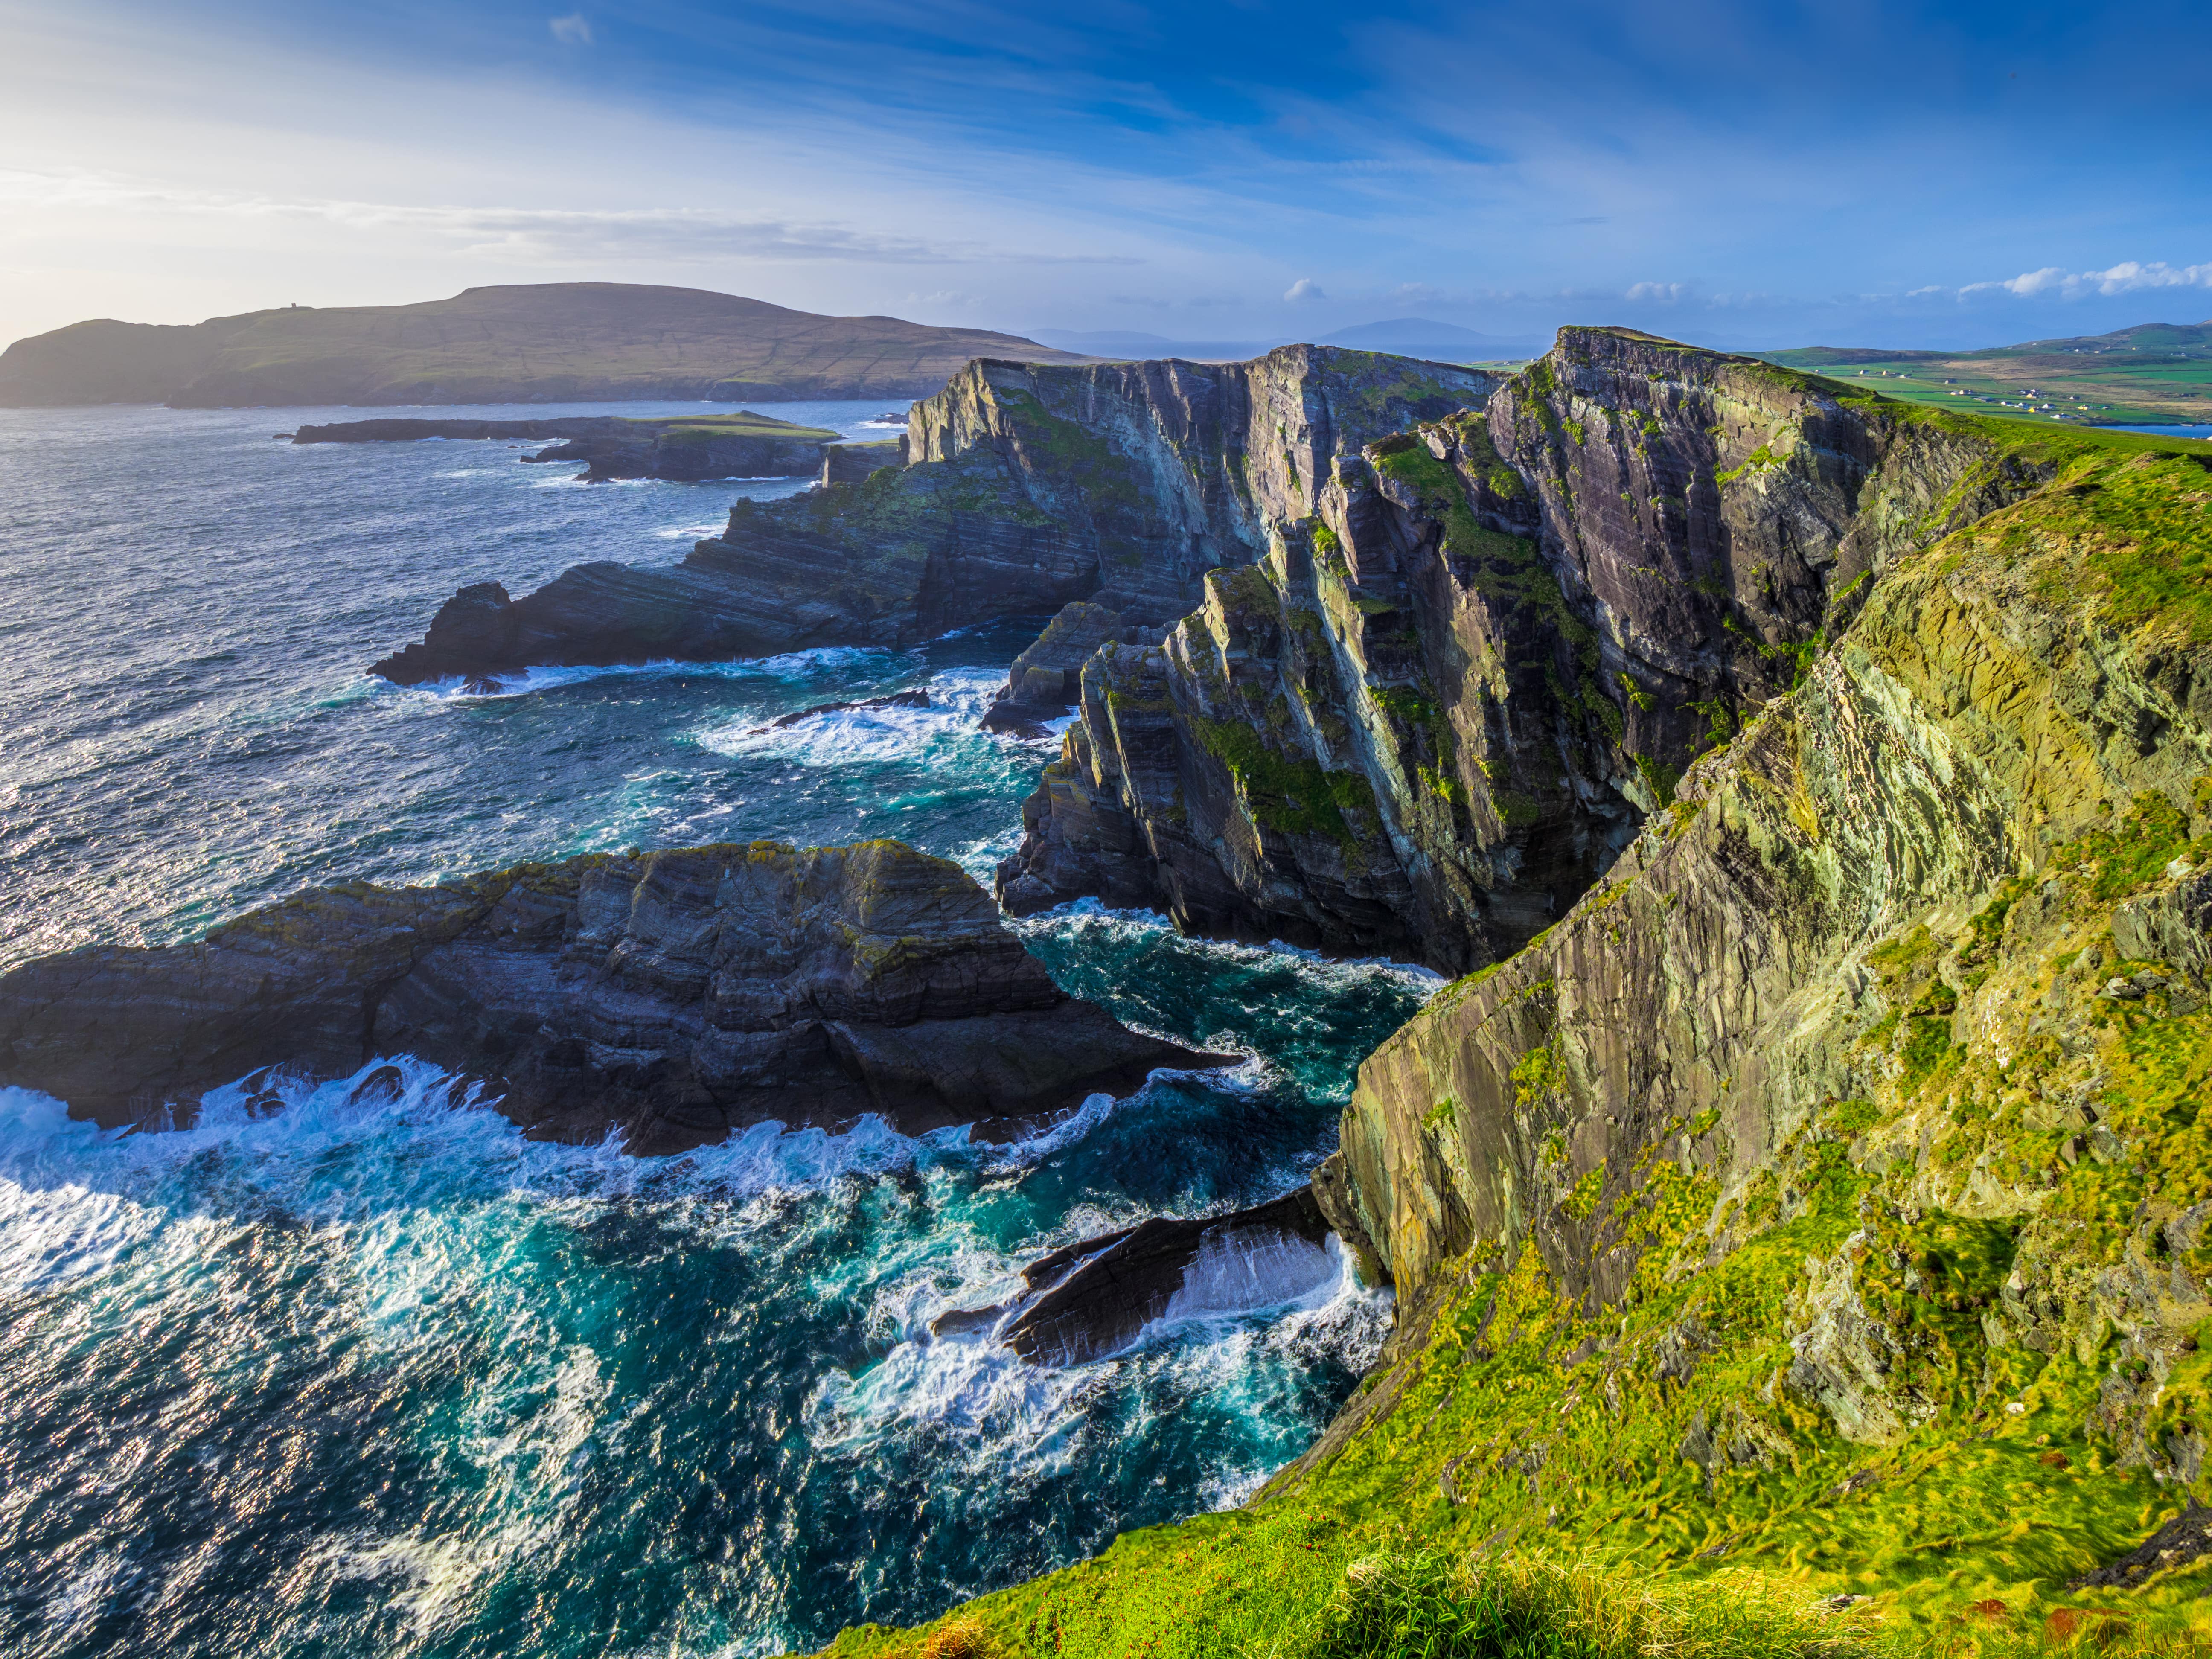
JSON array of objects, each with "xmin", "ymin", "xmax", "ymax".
[
  {"xmin": 0, "ymin": 169, "xmax": 1138, "ymax": 268},
  {"xmin": 1283, "ymin": 277, "xmax": 1326, "ymax": 302},
  {"xmin": 1960, "ymin": 259, "xmax": 2212, "ymax": 299},
  {"xmin": 548, "ymin": 13, "xmax": 593, "ymax": 47}
]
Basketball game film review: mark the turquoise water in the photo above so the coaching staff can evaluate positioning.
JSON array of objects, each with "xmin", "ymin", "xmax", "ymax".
[{"xmin": 0, "ymin": 404, "xmax": 1427, "ymax": 1657}]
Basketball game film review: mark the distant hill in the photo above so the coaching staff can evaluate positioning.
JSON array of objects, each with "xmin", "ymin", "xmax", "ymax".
[
  {"xmin": 0, "ymin": 282, "xmax": 1087, "ymax": 409},
  {"xmin": 1759, "ymin": 320, "xmax": 2212, "ymax": 425}
]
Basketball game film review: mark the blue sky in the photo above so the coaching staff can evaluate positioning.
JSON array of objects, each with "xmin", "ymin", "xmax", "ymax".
[{"xmin": 1, "ymin": 0, "xmax": 2207, "ymax": 350}]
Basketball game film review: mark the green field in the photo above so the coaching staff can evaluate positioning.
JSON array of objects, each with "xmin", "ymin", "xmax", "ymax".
[{"xmin": 1763, "ymin": 321, "xmax": 2212, "ymax": 428}]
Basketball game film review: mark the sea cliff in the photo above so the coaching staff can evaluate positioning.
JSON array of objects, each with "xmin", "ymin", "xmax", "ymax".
[
  {"xmin": 995, "ymin": 329, "xmax": 2065, "ymax": 973},
  {"xmin": 808, "ymin": 336, "xmax": 2212, "ymax": 1654}
]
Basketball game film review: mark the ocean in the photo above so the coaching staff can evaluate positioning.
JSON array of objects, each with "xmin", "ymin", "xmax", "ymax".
[{"xmin": 0, "ymin": 402, "xmax": 1426, "ymax": 1658}]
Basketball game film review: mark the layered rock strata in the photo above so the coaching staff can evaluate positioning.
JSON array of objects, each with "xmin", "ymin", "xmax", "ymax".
[
  {"xmin": 998, "ymin": 328, "xmax": 2067, "ymax": 973},
  {"xmin": 523, "ymin": 427, "xmax": 835, "ymax": 483},
  {"xmin": 0, "ymin": 840, "xmax": 1221, "ymax": 1155},
  {"xmin": 819, "ymin": 439, "xmax": 904, "ymax": 486},
  {"xmin": 372, "ymin": 348, "xmax": 1498, "ymax": 685}
]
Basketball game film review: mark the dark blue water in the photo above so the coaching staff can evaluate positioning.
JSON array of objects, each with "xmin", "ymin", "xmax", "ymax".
[
  {"xmin": 0, "ymin": 403, "xmax": 1428, "ymax": 1657},
  {"xmin": 2094, "ymin": 422, "xmax": 2212, "ymax": 438}
]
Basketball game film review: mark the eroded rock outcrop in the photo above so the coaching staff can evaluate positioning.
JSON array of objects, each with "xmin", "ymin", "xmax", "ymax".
[
  {"xmin": 997, "ymin": 328, "xmax": 2065, "ymax": 973},
  {"xmin": 372, "ymin": 348, "xmax": 1497, "ymax": 685},
  {"xmin": 0, "ymin": 840, "xmax": 1222, "ymax": 1154}
]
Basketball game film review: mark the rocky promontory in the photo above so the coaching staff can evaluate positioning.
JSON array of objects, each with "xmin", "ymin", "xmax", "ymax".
[
  {"xmin": 293, "ymin": 412, "xmax": 841, "ymax": 482},
  {"xmin": 371, "ymin": 347, "xmax": 1499, "ymax": 685},
  {"xmin": 0, "ymin": 839, "xmax": 1224, "ymax": 1154},
  {"xmin": 822, "ymin": 338, "xmax": 2212, "ymax": 1655}
]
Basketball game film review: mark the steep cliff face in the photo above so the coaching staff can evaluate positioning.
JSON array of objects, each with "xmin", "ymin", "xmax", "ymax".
[
  {"xmin": 1297, "ymin": 435, "xmax": 2212, "ymax": 1612},
  {"xmin": 0, "ymin": 840, "xmax": 1217, "ymax": 1153},
  {"xmin": 373, "ymin": 347, "xmax": 1494, "ymax": 685},
  {"xmin": 996, "ymin": 329, "xmax": 2067, "ymax": 973}
]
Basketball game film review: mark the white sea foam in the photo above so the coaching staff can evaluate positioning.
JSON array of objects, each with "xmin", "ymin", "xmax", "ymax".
[
  {"xmin": 1016, "ymin": 897, "xmax": 1446, "ymax": 995},
  {"xmin": 1160, "ymin": 1230, "xmax": 1341, "ymax": 1326},
  {"xmin": 651, "ymin": 521, "xmax": 727, "ymax": 540},
  {"xmin": 694, "ymin": 664, "xmax": 1006, "ymax": 764},
  {"xmin": 0, "ymin": 1045, "xmax": 1171, "ymax": 1298},
  {"xmin": 418, "ymin": 643, "xmax": 910, "ymax": 701}
]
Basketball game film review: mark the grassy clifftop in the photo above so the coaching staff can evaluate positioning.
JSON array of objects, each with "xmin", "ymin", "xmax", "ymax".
[{"xmin": 0, "ymin": 282, "xmax": 1083, "ymax": 408}]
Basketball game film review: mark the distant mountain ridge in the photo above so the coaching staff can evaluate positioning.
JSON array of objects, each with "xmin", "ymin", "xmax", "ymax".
[{"xmin": 0, "ymin": 282, "xmax": 1087, "ymax": 409}]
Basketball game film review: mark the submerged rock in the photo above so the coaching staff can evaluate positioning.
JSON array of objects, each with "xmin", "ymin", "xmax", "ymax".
[
  {"xmin": 754, "ymin": 687, "xmax": 930, "ymax": 731},
  {"xmin": 932, "ymin": 1187, "xmax": 1336, "ymax": 1365},
  {"xmin": 0, "ymin": 839, "xmax": 1226, "ymax": 1154}
]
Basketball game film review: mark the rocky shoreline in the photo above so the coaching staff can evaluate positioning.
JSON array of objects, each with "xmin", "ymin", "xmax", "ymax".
[{"xmin": 14, "ymin": 325, "xmax": 2212, "ymax": 1642}]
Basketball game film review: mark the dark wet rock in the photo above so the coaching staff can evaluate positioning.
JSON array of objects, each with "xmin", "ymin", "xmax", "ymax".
[
  {"xmin": 0, "ymin": 840, "xmax": 1226, "ymax": 1155},
  {"xmin": 2070, "ymin": 1501, "xmax": 2212, "ymax": 1589},
  {"xmin": 755, "ymin": 688, "xmax": 930, "ymax": 731},
  {"xmin": 373, "ymin": 347, "xmax": 1499, "ymax": 685},
  {"xmin": 931, "ymin": 1187, "xmax": 1336, "ymax": 1365}
]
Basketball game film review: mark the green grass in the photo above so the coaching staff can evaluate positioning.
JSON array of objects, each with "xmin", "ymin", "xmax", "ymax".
[
  {"xmin": 1289, "ymin": 1552, "xmax": 1882, "ymax": 1659},
  {"xmin": 628, "ymin": 411, "xmax": 838, "ymax": 441},
  {"xmin": 1770, "ymin": 361, "xmax": 2212, "ymax": 432}
]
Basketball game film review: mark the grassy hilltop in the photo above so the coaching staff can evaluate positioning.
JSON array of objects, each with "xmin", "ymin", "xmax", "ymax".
[{"xmin": 0, "ymin": 282, "xmax": 1084, "ymax": 408}]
